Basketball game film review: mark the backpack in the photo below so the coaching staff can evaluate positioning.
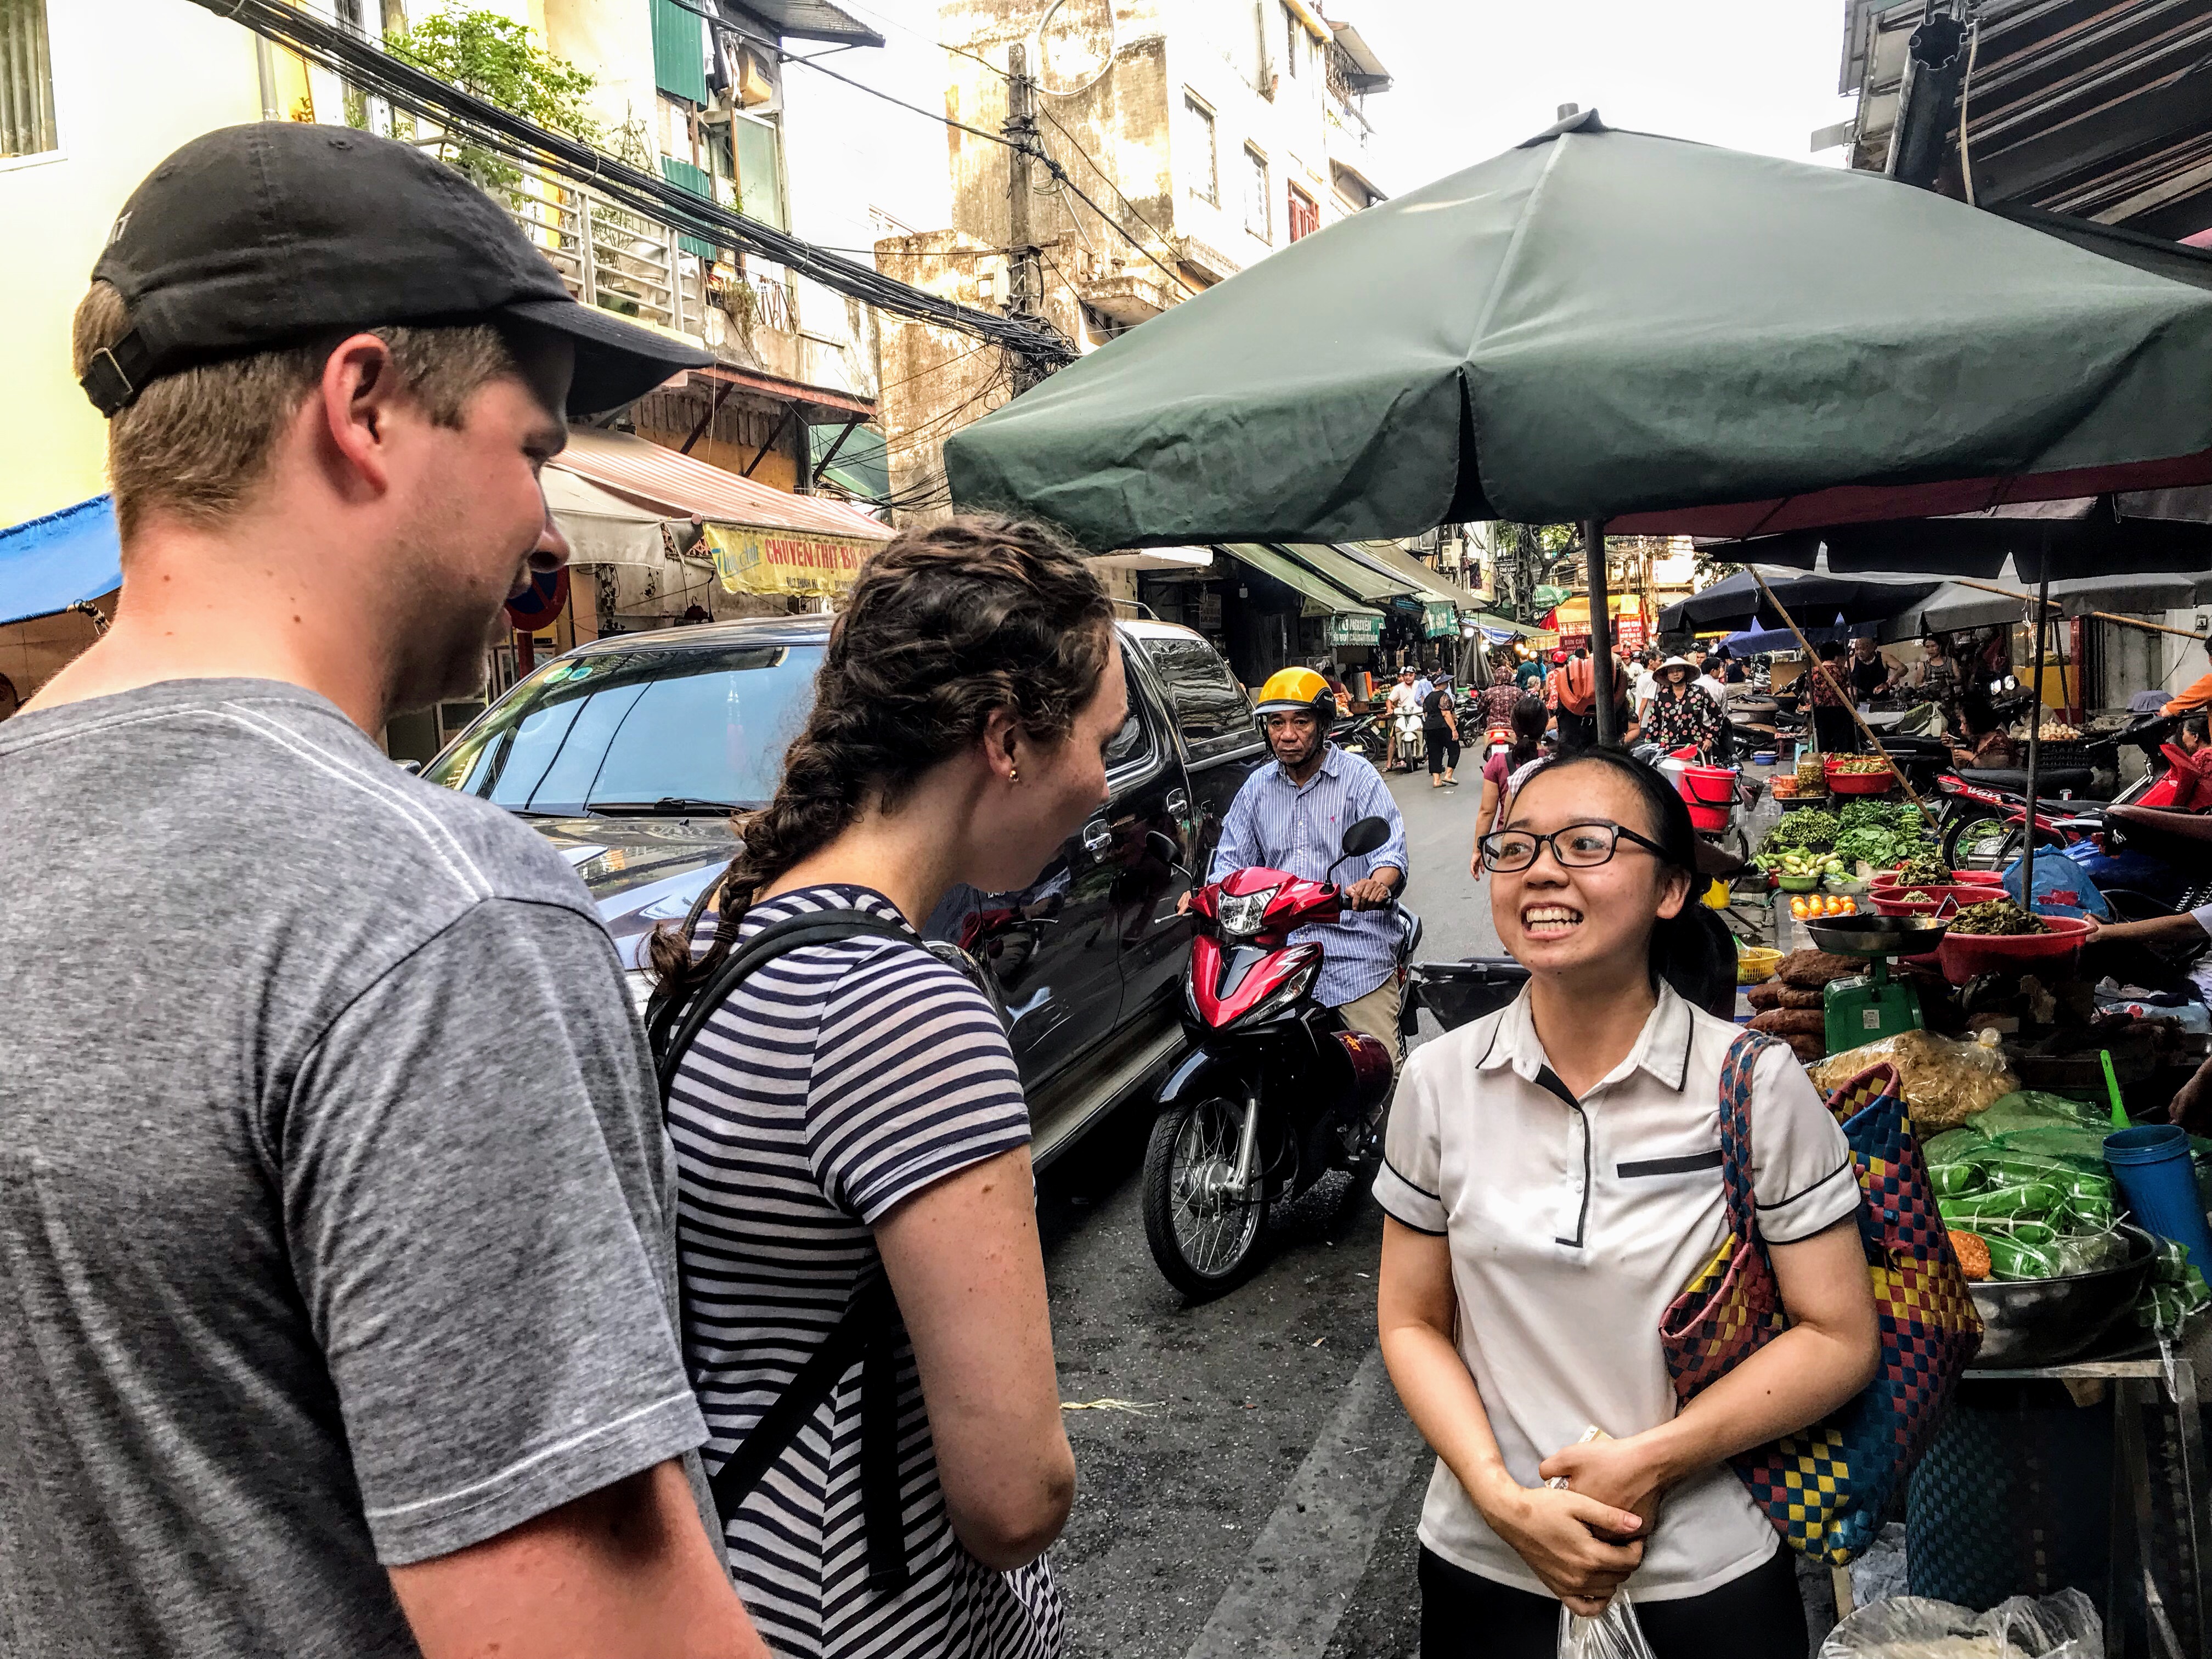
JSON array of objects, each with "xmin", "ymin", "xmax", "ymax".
[
  {"xmin": 644, "ymin": 905, "xmax": 920, "ymax": 1593},
  {"xmin": 1556, "ymin": 657, "xmax": 1596, "ymax": 716}
]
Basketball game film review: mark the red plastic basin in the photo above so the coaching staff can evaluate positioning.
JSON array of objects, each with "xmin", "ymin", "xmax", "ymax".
[
  {"xmin": 1871, "ymin": 884, "xmax": 1992, "ymax": 917},
  {"xmin": 1936, "ymin": 914, "xmax": 2092, "ymax": 986},
  {"xmin": 1677, "ymin": 765, "xmax": 1738, "ymax": 808}
]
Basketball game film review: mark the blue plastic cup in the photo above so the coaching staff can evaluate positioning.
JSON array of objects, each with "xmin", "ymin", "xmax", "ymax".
[{"xmin": 2105, "ymin": 1125, "xmax": 2212, "ymax": 1281}]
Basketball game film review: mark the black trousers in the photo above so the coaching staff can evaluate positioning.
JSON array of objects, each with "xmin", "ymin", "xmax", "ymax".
[
  {"xmin": 1418, "ymin": 1545, "xmax": 1806, "ymax": 1659},
  {"xmin": 1812, "ymin": 707, "xmax": 1858, "ymax": 755},
  {"xmin": 1426, "ymin": 729, "xmax": 1461, "ymax": 774}
]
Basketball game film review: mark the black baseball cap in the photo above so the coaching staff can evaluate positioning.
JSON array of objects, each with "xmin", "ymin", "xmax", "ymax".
[{"xmin": 82, "ymin": 122, "xmax": 712, "ymax": 419}]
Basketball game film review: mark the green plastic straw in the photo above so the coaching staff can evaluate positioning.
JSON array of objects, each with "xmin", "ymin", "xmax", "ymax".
[{"xmin": 2102, "ymin": 1049, "xmax": 2128, "ymax": 1129}]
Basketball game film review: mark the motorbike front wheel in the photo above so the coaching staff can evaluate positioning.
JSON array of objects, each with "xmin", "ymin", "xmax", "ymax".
[
  {"xmin": 1942, "ymin": 810, "xmax": 2021, "ymax": 872},
  {"xmin": 1142, "ymin": 1096, "xmax": 1269, "ymax": 1297}
]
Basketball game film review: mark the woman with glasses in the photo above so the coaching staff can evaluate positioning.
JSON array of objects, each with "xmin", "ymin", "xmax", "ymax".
[{"xmin": 1374, "ymin": 750, "xmax": 1879, "ymax": 1659}]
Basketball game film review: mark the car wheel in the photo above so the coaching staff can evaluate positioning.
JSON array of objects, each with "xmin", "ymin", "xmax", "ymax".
[{"xmin": 1142, "ymin": 1096, "xmax": 1268, "ymax": 1298}]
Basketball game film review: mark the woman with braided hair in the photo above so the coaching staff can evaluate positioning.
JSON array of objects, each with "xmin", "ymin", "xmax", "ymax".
[{"xmin": 647, "ymin": 517, "xmax": 1127, "ymax": 1659}]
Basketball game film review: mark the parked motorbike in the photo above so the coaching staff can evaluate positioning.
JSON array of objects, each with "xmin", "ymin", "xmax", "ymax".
[
  {"xmin": 1392, "ymin": 708, "xmax": 1427, "ymax": 771},
  {"xmin": 1333, "ymin": 710, "xmax": 1388, "ymax": 764},
  {"xmin": 1142, "ymin": 816, "xmax": 1418, "ymax": 1296}
]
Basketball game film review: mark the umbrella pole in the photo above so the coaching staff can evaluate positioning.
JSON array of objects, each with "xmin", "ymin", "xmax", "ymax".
[
  {"xmin": 2021, "ymin": 569, "xmax": 2052, "ymax": 913},
  {"xmin": 1585, "ymin": 519, "xmax": 1620, "ymax": 746},
  {"xmin": 1746, "ymin": 567, "xmax": 1939, "ymax": 831}
]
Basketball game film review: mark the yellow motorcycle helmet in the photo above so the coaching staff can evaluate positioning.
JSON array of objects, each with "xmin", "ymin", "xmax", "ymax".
[{"xmin": 1254, "ymin": 666, "xmax": 1339, "ymax": 726}]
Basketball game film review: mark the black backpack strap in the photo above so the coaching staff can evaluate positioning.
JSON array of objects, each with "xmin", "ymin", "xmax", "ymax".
[
  {"xmin": 650, "ymin": 909, "xmax": 916, "ymax": 1094},
  {"xmin": 654, "ymin": 904, "xmax": 923, "ymax": 1595},
  {"xmin": 706, "ymin": 1272, "xmax": 910, "ymax": 1593}
]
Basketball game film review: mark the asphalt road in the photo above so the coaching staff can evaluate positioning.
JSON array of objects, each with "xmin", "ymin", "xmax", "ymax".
[
  {"xmin": 1034, "ymin": 765, "xmax": 1831, "ymax": 1659},
  {"xmin": 1032, "ymin": 767, "xmax": 1493, "ymax": 1659}
]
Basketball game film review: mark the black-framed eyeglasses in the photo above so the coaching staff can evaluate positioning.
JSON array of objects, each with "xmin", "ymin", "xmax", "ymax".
[{"xmin": 1479, "ymin": 821, "xmax": 1668, "ymax": 874}]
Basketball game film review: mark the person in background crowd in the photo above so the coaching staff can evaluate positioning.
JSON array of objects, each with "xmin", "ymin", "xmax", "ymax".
[
  {"xmin": 2162, "ymin": 640, "xmax": 2212, "ymax": 717},
  {"xmin": 648, "ymin": 521, "xmax": 1098, "ymax": 1659},
  {"xmin": 1425, "ymin": 673, "xmax": 1463, "ymax": 789},
  {"xmin": 1476, "ymin": 656, "xmax": 1524, "ymax": 733},
  {"xmin": 2, "ymin": 124, "xmax": 771, "ymax": 1659},
  {"xmin": 1201, "ymin": 666, "xmax": 1412, "ymax": 1064},
  {"xmin": 1415, "ymin": 666, "xmax": 1437, "ymax": 707},
  {"xmin": 1641, "ymin": 657, "xmax": 1724, "ymax": 755},
  {"xmin": 1469, "ymin": 695, "xmax": 1549, "ymax": 878},
  {"xmin": 1387, "ymin": 665, "xmax": 1425, "ymax": 770},
  {"xmin": 1846, "ymin": 635, "xmax": 1899, "ymax": 704},
  {"xmin": 1949, "ymin": 689, "xmax": 2022, "ymax": 772},
  {"xmin": 1515, "ymin": 652, "xmax": 1549, "ymax": 696},
  {"xmin": 1720, "ymin": 650, "xmax": 1747, "ymax": 686},
  {"xmin": 1694, "ymin": 653, "xmax": 1729, "ymax": 712},
  {"xmin": 1911, "ymin": 634, "xmax": 1965, "ymax": 732},
  {"xmin": 1630, "ymin": 650, "xmax": 1661, "ymax": 718},
  {"xmin": 1548, "ymin": 650, "xmax": 1596, "ymax": 755},
  {"xmin": 1380, "ymin": 751, "xmax": 1880, "ymax": 1659},
  {"xmin": 1320, "ymin": 663, "xmax": 1353, "ymax": 709},
  {"xmin": 1978, "ymin": 629, "xmax": 2015, "ymax": 684},
  {"xmin": 1808, "ymin": 641, "xmax": 1858, "ymax": 754}
]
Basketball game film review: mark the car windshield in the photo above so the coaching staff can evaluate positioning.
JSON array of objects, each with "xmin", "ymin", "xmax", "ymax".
[{"xmin": 424, "ymin": 642, "xmax": 823, "ymax": 815}]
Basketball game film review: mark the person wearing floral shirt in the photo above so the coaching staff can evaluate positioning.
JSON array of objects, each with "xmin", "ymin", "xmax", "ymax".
[{"xmin": 1641, "ymin": 658, "xmax": 1723, "ymax": 754}]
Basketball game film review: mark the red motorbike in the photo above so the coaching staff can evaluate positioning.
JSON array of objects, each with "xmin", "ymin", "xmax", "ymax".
[{"xmin": 1141, "ymin": 816, "xmax": 1414, "ymax": 1296}]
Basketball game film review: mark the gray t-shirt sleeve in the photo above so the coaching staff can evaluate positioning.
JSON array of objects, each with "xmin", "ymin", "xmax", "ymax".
[{"xmin": 279, "ymin": 898, "xmax": 707, "ymax": 1566}]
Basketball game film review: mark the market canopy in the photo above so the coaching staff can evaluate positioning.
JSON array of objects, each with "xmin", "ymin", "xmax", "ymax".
[
  {"xmin": 0, "ymin": 496, "xmax": 120, "ymax": 628},
  {"xmin": 1720, "ymin": 493, "xmax": 2212, "ymax": 582},
  {"xmin": 943, "ymin": 111, "xmax": 2212, "ymax": 549},
  {"xmin": 1215, "ymin": 543, "xmax": 1384, "ymax": 629},
  {"xmin": 1657, "ymin": 569, "xmax": 1938, "ymax": 635},
  {"xmin": 550, "ymin": 430, "xmax": 891, "ymax": 599}
]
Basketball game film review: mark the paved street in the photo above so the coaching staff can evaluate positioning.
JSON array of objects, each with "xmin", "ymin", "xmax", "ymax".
[{"xmin": 1034, "ymin": 768, "xmax": 1492, "ymax": 1659}]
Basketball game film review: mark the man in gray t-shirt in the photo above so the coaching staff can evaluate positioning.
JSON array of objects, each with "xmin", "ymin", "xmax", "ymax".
[{"xmin": 4, "ymin": 126, "xmax": 763, "ymax": 1658}]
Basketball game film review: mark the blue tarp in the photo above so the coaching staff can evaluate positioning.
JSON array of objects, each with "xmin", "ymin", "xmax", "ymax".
[{"xmin": 0, "ymin": 496, "xmax": 121, "ymax": 627}]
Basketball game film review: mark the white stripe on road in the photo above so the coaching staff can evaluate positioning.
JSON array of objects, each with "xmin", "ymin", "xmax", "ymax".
[{"xmin": 1181, "ymin": 1344, "xmax": 1430, "ymax": 1659}]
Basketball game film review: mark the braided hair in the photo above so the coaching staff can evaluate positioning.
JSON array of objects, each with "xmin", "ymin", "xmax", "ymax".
[{"xmin": 646, "ymin": 515, "xmax": 1114, "ymax": 997}]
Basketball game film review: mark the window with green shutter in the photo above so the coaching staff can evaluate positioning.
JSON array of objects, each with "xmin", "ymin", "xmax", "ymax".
[
  {"xmin": 659, "ymin": 155, "xmax": 721, "ymax": 261},
  {"xmin": 650, "ymin": 0, "xmax": 708, "ymax": 104}
]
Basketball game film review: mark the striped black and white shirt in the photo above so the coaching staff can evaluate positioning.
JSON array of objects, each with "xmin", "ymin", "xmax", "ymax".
[{"xmin": 668, "ymin": 883, "xmax": 1062, "ymax": 1659}]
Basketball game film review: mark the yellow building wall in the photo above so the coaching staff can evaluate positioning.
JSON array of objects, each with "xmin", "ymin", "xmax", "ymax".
[{"xmin": 0, "ymin": 1, "xmax": 267, "ymax": 528}]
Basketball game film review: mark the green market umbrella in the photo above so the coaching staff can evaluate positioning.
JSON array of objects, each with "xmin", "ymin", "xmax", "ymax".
[{"xmin": 946, "ymin": 112, "xmax": 2212, "ymax": 548}]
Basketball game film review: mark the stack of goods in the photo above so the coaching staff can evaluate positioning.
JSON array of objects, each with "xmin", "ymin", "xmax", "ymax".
[
  {"xmin": 1746, "ymin": 949, "xmax": 1859, "ymax": 1060},
  {"xmin": 1753, "ymin": 808, "xmax": 1838, "ymax": 881},
  {"xmin": 1789, "ymin": 752, "xmax": 1827, "ymax": 800},
  {"xmin": 1826, "ymin": 754, "xmax": 1898, "ymax": 794},
  {"xmin": 1923, "ymin": 1092, "xmax": 2211, "ymax": 1334},
  {"xmin": 1810, "ymin": 1030, "xmax": 2019, "ymax": 1131}
]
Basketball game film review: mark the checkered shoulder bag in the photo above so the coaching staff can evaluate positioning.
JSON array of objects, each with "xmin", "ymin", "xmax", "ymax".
[{"xmin": 1657, "ymin": 1040, "xmax": 1983, "ymax": 1565}]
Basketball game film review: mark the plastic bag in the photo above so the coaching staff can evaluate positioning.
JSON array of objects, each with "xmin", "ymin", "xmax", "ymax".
[
  {"xmin": 1817, "ymin": 1587, "xmax": 2102, "ymax": 1657},
  {"xmin": 1811, "ymin": 1031, "xmax": 2018, "ymax": 1132},
  {"xmin": 1557, "ymin": 1596, "xmax": 1657, "ymax": 1659},
  {"xmin": 1547, "ymin": 1428, "xmax": 1655, "ymax": 1659}
]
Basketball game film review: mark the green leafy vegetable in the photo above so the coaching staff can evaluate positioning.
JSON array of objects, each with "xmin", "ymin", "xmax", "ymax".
[{"xmin": 1760, "ymin": 809, "xmax": 1838, "ymax": 853}]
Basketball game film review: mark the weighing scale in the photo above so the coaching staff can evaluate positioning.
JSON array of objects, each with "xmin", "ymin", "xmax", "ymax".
[{"xmin": 1802, "ymin": 915, "xmax": 1953, "ymax": 1054}]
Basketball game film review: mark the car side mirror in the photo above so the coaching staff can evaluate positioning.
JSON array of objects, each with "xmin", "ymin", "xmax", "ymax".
[{"xmin": 1340, "ymin": 815, "xmax": 1389, "ymax": 857}]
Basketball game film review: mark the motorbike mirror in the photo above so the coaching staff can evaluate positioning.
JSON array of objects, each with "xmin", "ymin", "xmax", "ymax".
[
  {"xmin": 1146, "ymin": 830, "xmax": 1188, "ymax": 874},
  {"xmin": 1339, "ymin": 816, "xmax": 1390, "ymax": 858}
]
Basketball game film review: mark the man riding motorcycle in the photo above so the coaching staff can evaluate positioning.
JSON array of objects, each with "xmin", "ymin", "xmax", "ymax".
[{"xmin": 1186, "ymin": 667, "xmax": 1412, "ymax": 1061}]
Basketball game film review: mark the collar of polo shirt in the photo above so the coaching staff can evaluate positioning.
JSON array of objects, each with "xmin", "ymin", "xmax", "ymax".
[
  {"xmin": 1475, "ymin": 981, "xmax": 1697, "ymax": 1093},
  {"xmin": 1276, "ymin": 742, "xmax": 1344, "ymax": 785}
]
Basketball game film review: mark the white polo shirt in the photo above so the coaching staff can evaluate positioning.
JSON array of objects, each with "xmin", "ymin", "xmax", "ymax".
[{"xmin": 1374, "ymin": 981, "xmax": 1858, "ymax": 1602}]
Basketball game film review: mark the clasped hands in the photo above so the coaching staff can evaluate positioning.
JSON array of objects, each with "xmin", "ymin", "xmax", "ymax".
[{"xmin": 1479, "ymin": 1432, "xmax": 1675, "ymax": 1619}]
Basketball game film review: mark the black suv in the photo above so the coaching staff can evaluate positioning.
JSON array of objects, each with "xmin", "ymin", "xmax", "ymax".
[{"xmin": 424, "ymin": 615, "xmax": 1266, "ymax": 1164}]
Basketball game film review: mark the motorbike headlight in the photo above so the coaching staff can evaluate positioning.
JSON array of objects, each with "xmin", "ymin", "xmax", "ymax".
[{"xmin": 1216, "ymin": 884, "xmax": 1280, "ymax": 938}]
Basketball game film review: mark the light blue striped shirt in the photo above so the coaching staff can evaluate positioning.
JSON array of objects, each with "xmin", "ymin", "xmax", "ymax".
[{"xmin": 1207, "ymin": 743, "xmax": 1411, "ymax": 1006}]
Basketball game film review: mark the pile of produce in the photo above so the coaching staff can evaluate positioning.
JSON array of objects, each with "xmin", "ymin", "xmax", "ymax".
[
  {"xmin": 1949, "ymin": 898, "xmax": 2049, "ymax": 936},
  {"xmin": 1926, "ymin": 1093, "xmax": 2211, "ymax": 1333},
  {"xmin": 1889, "ymin": 845, "xmax": 1953, "ymax": 885},
  {"xmin": 2031, "ymin": 720, "xmax": 2082, "ymax": 741},
  {"xmin": 1788, "ymin": 894, "xmax": 1858, "ymax": 919},
  {"xmin": 1745, "ymin": 950, "xmax": 1864, "ymax": 1061},
  {"xmin": 1827, "ymin": 755, "xmax": 1894, "ymax": 777},
  {"xmin": 1764, "ymin": 847, "xmax": 1847, "ymax": 882},
  {"xmin": 1831, "ymin": 800, "xmax": 1930, "ymax": 871}
]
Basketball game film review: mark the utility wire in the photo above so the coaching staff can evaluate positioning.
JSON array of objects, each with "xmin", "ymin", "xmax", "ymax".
[
  {"xmin": 778, "ymin": 47, "xmax": 1196, "ymax": 303},
  {"xmin": 1034, "ymin": 106, "xmax": 1193, "ymax": 296},
  {"xmin": 189, "ymin": 0, "xmax": 1073, "ymax": 364}
]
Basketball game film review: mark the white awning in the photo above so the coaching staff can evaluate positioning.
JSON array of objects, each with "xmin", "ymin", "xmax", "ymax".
[{"xmin": 541, "ymin": 468, "xmax": 668, "ymax": 568}]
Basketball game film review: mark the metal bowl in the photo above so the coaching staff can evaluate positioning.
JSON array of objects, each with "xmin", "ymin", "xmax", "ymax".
[
  {"xmin": 1966, "ymin": 1225, "xmax": 2159, "ymax": 1370},
  {"xmin": 1802, "ymin": 915, "xmax": 1953, "ymax": 957}
]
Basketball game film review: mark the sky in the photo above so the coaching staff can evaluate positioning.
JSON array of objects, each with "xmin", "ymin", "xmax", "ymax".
[
  {"xmin": 1355, "ymin": 0, "xmax": 1861, "ymax": 193},
  {"xmin": 787, "ymin": 0, "xmax": 1864, "ymax": 243}
]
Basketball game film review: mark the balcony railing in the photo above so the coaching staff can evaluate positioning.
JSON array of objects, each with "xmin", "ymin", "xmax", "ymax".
[{"xmin": 510, "ymin": 174, "xmax": 706, "ymax": 337}]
